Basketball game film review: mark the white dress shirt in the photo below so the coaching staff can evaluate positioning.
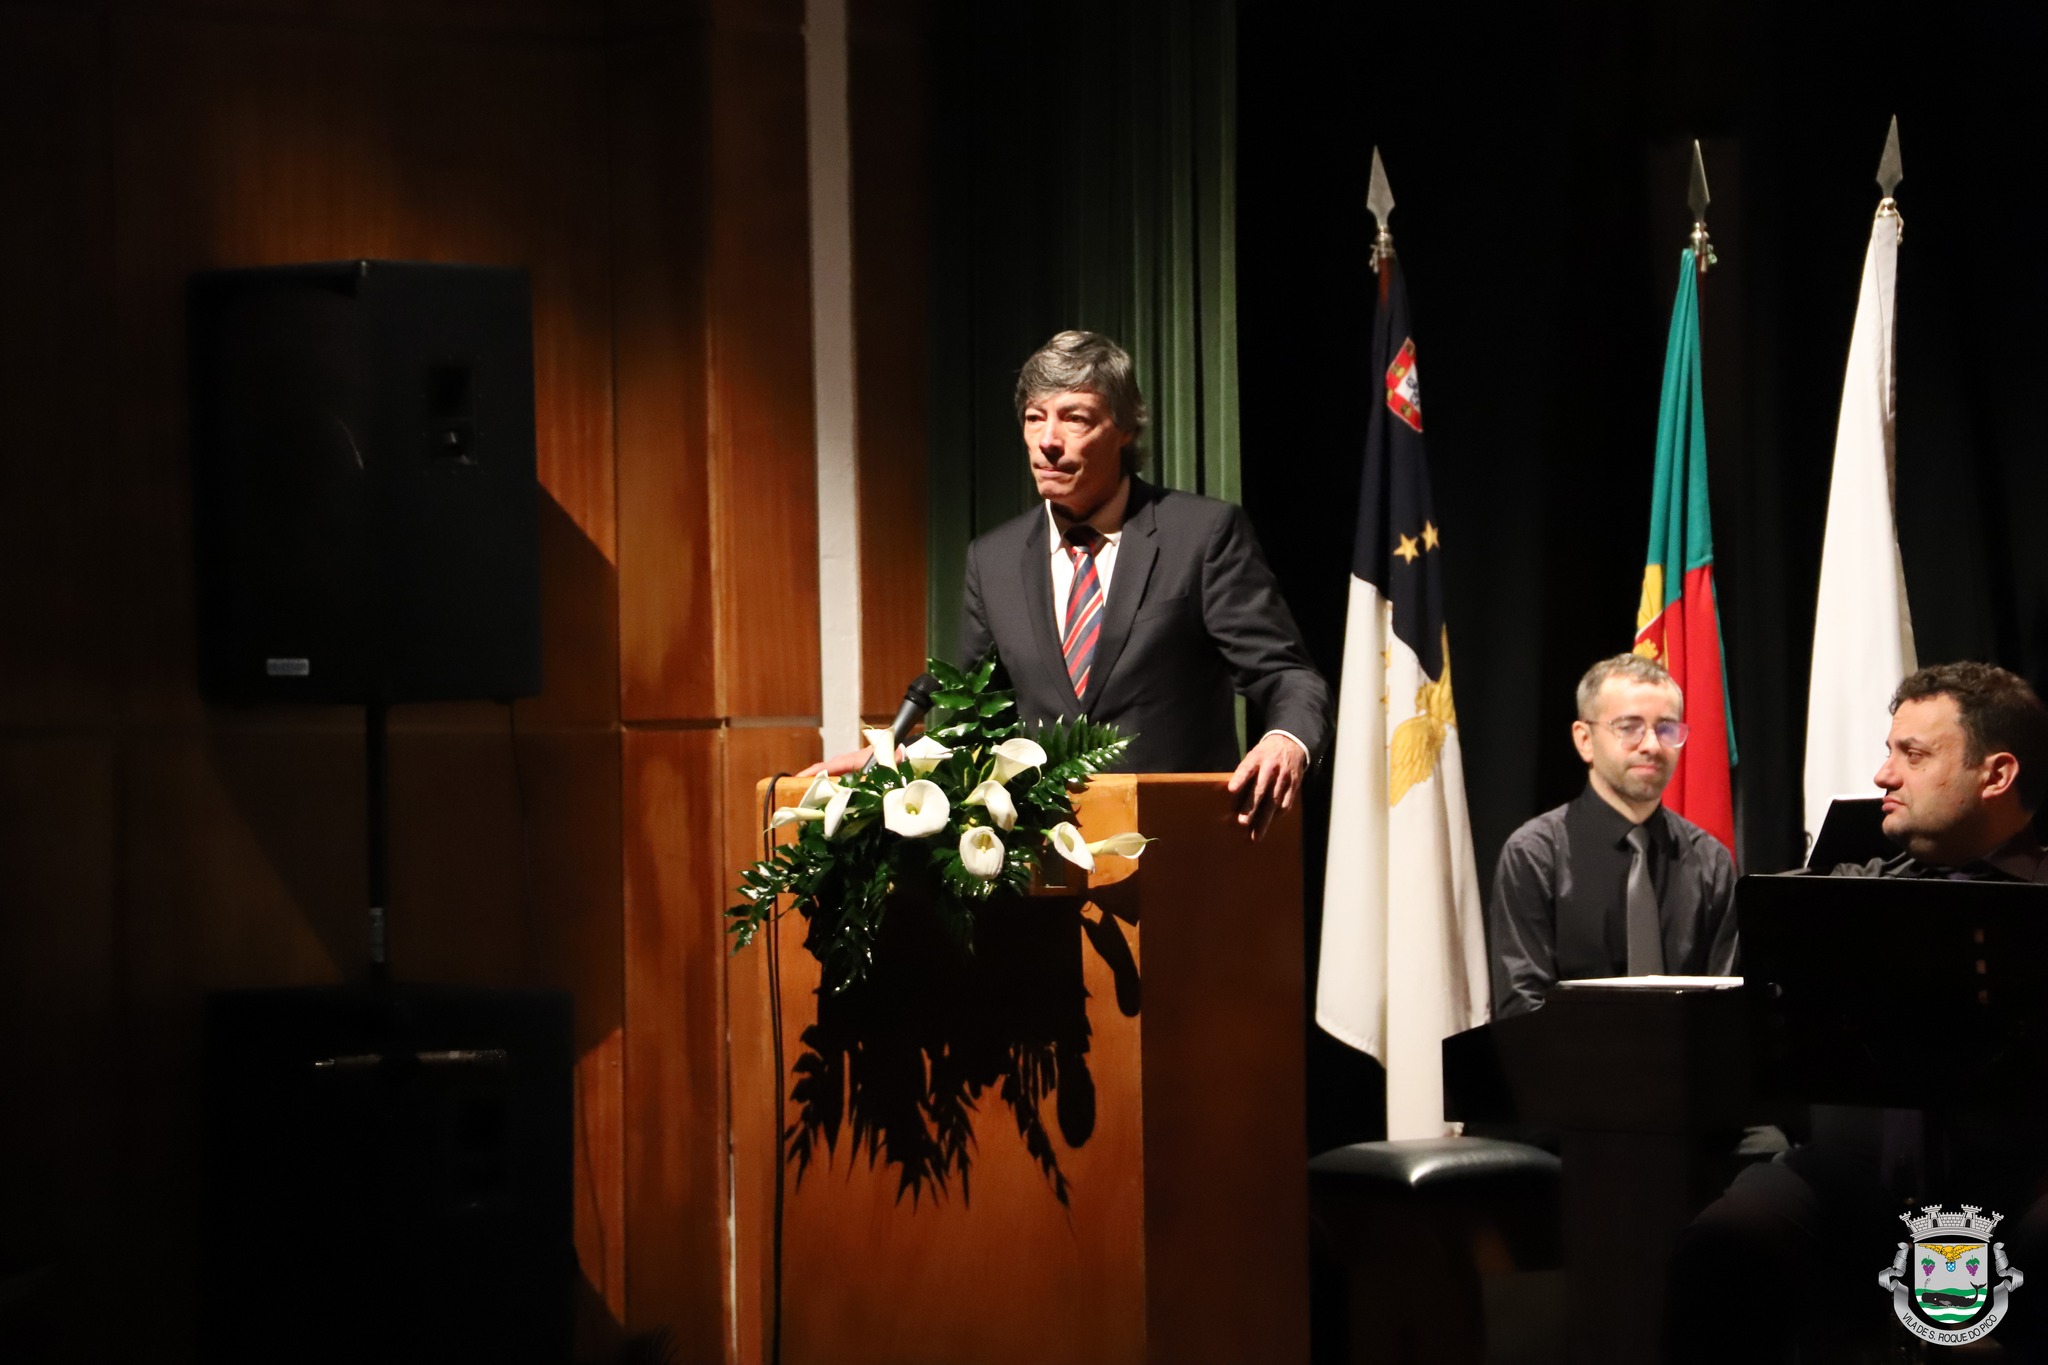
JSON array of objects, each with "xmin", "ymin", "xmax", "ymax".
[{"xmin": 1048, "ymin": 503, "xmax": 1123, "ymax": 636}]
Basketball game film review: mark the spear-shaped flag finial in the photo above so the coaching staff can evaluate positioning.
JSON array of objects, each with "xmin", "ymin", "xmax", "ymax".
[
  {"xmin": 1877, "ymin": 115, "xmax": 1903, "ymax": 202},
  {"xmin": 1688, "ymin": 139, "xmax": 1716, "ymax": 274},
  {"xmin": 1368, "ymin": 146, "xmax": 1396, "ymax": 270}
]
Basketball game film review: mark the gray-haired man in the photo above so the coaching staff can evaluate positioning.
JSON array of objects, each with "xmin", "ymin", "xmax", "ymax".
[
  {"xmin": 961, "ymin": 330, "xmax": 1331, "ymax": 838},
  {"xmin": 804, "ymin": 330, "xmax": 1330, "ymax": 839},
  {"xmin": 1486, "ymin": 653, "xmax": 1738, "ymax": 1017}
]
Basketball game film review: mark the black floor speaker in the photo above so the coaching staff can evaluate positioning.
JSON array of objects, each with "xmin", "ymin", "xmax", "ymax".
[
  {"xmin": 188, "ymin": 261, "xmax": 542, "ymax": 704},
  {"xmin": 200, "ymin": 986, "xmax": 574, "ymax": 1365}
]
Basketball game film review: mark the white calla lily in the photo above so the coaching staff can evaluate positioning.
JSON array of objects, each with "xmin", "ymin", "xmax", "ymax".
[
  {"xmin": 862, "ymin": 727, "xmax": 899, "ymax": 770},
  {"xmin": 959, "ymin": 826, "xmax": 1006, "ymax": 879},
  {"xmin": 823, "ymin": 785, "xmax": 856, "ymax": 839},
  {"xmin": 1086, "ymin": 832, "xmax": 1154, "ymax": 859},
  {"xmin": 963, "ymin": 778, "xmax": 1018, "ymax": 832},
  {"xmin": 882, "ymin": 780, "xmax": 951, "ymax": 838},
  {"xmin": 767, "ymin": 805, "xmax": 823, "ymax": 830},
  {"xmin": 991, "ymin": 737, "xmax": 1048, "ymax": 783},
  {"xmin": 904, "ymin": 735, "xmax": 953, "ymax": 774},
  {"xmin": 1048, "ymin": 821, "xmax": 1095, "ymax": 872},
  {"xmin": 798, "ymin": 775, "xmax": 839, "ymax": 809}
]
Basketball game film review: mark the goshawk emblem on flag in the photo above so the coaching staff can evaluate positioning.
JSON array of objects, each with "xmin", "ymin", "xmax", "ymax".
[
  {"xmin": 1389, "ymin": 628, "xmax": 1457, "ymax": 808},
  {"xmin": 1880, "ymin": 1204, "xmax": 2024, "ymax": 1346},
  {"xmin": 1385, "ymin": 338, "xmax": 1422, "ymax": 432}
]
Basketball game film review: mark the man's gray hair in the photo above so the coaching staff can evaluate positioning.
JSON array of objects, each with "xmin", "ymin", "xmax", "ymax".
[
  {"xmin": 1575, "ymin": 652, "xmax": 1682, "ymax": 720},
  {"xmin": 1015, "ymin": 330, "xmax": 1149, "ymax": 475}
]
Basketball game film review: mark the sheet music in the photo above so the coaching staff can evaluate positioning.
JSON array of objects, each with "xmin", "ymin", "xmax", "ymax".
[{"xmin": 1556, "ymin": 974, "xmax": 1744, "ymax": 990}]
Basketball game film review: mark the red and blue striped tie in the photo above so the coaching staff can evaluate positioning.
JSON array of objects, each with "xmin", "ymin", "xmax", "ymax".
[{"xmin": 1062, "ymin": 526, "xmax": 1106, "ymax": 701}]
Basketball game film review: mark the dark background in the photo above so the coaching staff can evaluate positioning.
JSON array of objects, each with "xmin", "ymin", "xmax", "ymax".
[{"xmin": 1236, "ymin": 2, "xmax": 2048, "ymax": 1147}]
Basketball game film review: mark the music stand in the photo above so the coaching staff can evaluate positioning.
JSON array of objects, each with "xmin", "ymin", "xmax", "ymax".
[{"xmin": 1738, "ymin": 874, "xmax": 2048, "ymax": 1113}]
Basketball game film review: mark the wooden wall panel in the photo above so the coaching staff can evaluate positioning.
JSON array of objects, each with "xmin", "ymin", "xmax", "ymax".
[
  {"xmin": 84, "ymin": 10, "xmax": 632, "ymax": 1358},
  {"xmin": 619, "ymin": 726, "xmax": 725, "ymax": 1351},
  {"xmin": 116, "ymin": 0, "xmax": 601, "ymax": 33},
  {"xmin": 851, "ymin": 0, "xmax": 933, "ymax": 713},
  {"xmin": 0, "ymin": 738, "xmax": 120, "ymax": 1363},
  {"xmin": 481, "ymin": 724, "xmax": 628, "ymax": 1316},
  {"xmin": 109, "ymin": 16, "xmax": 618, "ymax": 725},
  {"xmin": 707, "ymin": 20, "xmax": 822, "ymax": 721},
  {"xmin": 726, "ymin": 883, "xmax": 777, "ymax": 1365},
  {"xmin": 613, "ymin": 34, "xmax": 717, "ymax": 723},
  {"xmin": 6, "ymin": 0, "xmax": 869, "ymax": 1355},
  {"xmin": 0, "ymin": 10, "xmax": 115, "ymax": 728},
  {"xmin": 722, "ymin": 739, "xmax": 822, "ymax": 1365},
  {"xmin": 117, "ymin": 727, "xmax": 364, "ymax": 1352}
]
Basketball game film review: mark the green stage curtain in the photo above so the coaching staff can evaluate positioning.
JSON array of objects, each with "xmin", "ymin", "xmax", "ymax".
[{"xmin": 925, "ymin": 0, "xmax": 1240, "ymax": 664}]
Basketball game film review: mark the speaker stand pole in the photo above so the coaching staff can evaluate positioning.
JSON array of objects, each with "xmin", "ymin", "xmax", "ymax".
[{"xmin": 366, "ymin": 700, "xmax": 391, "ymax": 984}]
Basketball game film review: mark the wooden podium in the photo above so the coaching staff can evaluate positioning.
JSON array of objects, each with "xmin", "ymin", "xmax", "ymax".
[{"xmin": 726, "ymin": 774, "xmax": 1307, "ymax": 1365}]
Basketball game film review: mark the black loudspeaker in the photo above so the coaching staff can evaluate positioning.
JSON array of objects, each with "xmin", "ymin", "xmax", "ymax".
[
  {"xmin": 189, "ymin": 261, "xmax": 541, "ymax": 704},
  {"xmin": 200, "ymin": 986, "xmax": 575, "ymax": 1365}
]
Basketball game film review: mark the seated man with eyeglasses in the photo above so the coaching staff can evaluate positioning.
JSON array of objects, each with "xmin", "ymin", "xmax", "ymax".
[{"xmin": 1485, "ymin": 653, "xmax": 1738, "ymax": 1018}]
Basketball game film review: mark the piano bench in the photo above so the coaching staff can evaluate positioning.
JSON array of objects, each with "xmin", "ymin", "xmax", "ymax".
[{"xmin": 1309, "ymin": 1137, "xmax": 1562, "ymax": 1365}]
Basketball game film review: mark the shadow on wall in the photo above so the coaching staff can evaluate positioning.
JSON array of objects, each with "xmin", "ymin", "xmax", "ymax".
[{"xmin": 113, "ymin": 490, "xmax": 627, "ymax": 1361}]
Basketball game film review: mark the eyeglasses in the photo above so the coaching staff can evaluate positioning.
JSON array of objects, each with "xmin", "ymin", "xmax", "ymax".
[{"xmin": 1590, "ymin": 717, "xmax": 1690, "ymax": 748}]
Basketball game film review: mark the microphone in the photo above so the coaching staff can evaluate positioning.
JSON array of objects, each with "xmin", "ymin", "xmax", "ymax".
[
  {"xmin": 864, "ymin": 673, "xmax": 942, "ymax": 770},
  {"xmin": 886, "ymin": 673, "xmax": 942, "ymax": 746}
]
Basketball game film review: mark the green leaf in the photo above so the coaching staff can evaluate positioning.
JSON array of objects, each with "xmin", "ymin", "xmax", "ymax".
[{"xmin": 727, "ymin": 649, "xmax": 1132, "ymax": 996}]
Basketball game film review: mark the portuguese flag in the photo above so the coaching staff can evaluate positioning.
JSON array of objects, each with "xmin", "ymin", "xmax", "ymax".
[{"xmin": 1634, "ymin": 249, "xmax": 1737, "ymax": 855}]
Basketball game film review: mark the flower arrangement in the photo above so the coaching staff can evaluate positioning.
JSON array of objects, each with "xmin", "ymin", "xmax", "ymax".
[{"xmin": 728, "ymin": 654, "xmax": 1148, "ymax": 994}]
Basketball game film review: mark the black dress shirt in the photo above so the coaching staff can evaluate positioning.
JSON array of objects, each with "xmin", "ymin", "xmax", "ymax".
[
  {"xmin": 1486, "ymin": 786, "xmax": 1740, "ymax": 1017},
  {"xmin": 1823, "ymin": 828, "xmax": 2048, "ymax": 882}
]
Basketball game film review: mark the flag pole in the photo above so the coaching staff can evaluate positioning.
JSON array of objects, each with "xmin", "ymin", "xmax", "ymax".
[
  {"xmin": 1876, "ymin": 113, "xmax": 1904, "ymax": 228},
  {"xmin": 1367, "ymin": 146, "xmax": 1396, "ymax": 277},
  {"xmin": 1317, "ymin": 143, "xmax": 1490, "ymax": 1137},
  {"xmin": 1801, "ymin": 115, "xmax": 1916, "ymax": 844},
  {"xmin": 1634, "ymin": 137, "xmax": 1738, "ymax": 852},
  {"xmin": 1688, "ymin": 139, "xmax": 1717, "ymax": 274}
]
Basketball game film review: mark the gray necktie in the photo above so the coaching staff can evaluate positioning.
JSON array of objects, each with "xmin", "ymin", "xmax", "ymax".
[{"xmin": 1626, "ymin": 824, "xmax": 1666, "ymax": 974}]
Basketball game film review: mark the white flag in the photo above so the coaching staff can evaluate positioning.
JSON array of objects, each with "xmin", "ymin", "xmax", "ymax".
[
  {"xmin": 1313, "ymin": 249, "xmax": 1488, "ymax": 1140},
  {"xmin": 1803, "ymin": 207, "xmax": 1916, "ymax": 847},
  {"xmin": 1316, "ymin": 583, "xmax": 1489, "ymax": 1139}
]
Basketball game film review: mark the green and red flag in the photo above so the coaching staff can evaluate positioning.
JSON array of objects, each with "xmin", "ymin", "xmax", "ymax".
[{"xmin": 1633, "ymin": 249, "xmax": 1737, "ymax": 854}]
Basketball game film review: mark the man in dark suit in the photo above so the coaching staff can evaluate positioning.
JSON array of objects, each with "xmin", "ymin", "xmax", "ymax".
[
  {"xmin": 959, "ymin": 332, "xmax": 1330, "ymax": 837},
  {"xmin": 811, "ymin": 331, "xmax": 1330, "ymax": 838}
]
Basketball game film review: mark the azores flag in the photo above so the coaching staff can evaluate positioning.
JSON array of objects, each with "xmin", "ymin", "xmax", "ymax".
[
  {"xmin": 1633, "ymin": 249, "xmax": 1737, "ymax": 854},
  {"xmin": 1315, "ymin": 249, "xmax": 1489, "ymax": 1140}
]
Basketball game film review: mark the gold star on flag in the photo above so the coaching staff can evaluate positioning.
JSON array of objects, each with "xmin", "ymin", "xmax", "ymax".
[
  {"xmin": 1394, "ymin": 534, "xmax": 1420, "ymax": 564},
  {"xmin": 1422, "ymin": 521, "xmax": 1440, "ymax": 550}
]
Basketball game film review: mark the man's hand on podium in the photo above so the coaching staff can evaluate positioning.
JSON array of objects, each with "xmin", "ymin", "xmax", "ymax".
[
  {"xmin": 1229, "ymin": 732, "xmax": 1306, "ymax": 842},
  {"xmin": 797, "ymin": 747, "xmax": 874, "ymax": 779}
]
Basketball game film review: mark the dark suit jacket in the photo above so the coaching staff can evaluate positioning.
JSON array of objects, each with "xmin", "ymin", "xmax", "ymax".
[{"xmin": 957, "ymin": 478, "xmax": 1332, "ymax": 774}]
